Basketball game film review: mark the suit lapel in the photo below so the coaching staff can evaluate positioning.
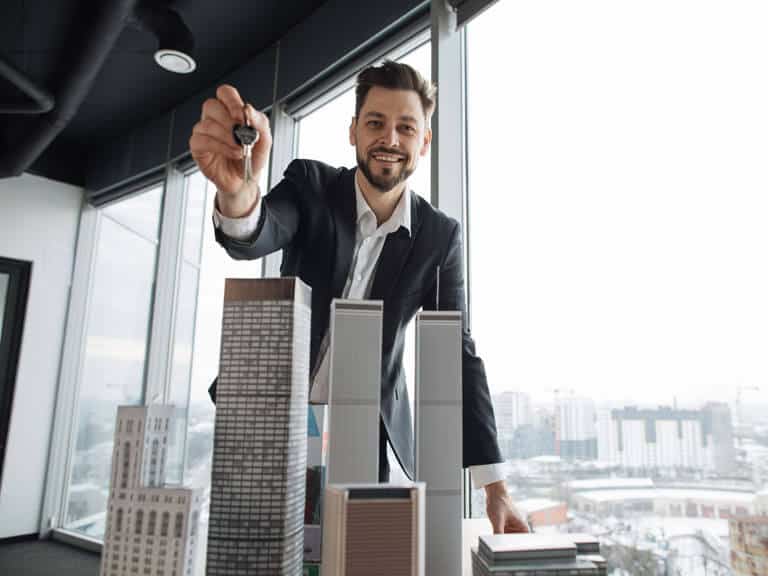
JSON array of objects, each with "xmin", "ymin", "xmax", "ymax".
[
  {"xmin": 369, "ymin": 191, "xmax": 423, "ymax": 302},
  {"xmin": 331, "ymin": 169, "xmax": 357, "ymax": 298}
]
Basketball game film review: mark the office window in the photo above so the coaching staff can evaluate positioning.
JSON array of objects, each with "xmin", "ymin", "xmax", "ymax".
[
  {"xmin": 296, "ymin": 41, "xmax": 431, "ymax": 432},
  {"xmin": 466, "ymin": 1, "xmax": 768, "ymax": 573},
  {"xmin": 166, "ymin": 171, "xmax": 208, "ymax": 484},
  {"xmin": 182, "ymin": 171, "xmax": 266, "ymax": 573},
  {"xmin": 64, "ymin": 185, "xmax": 163, "ymax": 537}
]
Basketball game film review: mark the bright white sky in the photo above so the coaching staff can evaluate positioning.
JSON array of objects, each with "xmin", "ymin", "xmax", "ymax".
[
  {"xmin": 193, "ymin": 1, "xmax": 768, "ymax": 414},
  {"xmin": 468, "ymin": 1, "xmax": 768, "ymax": 407}
]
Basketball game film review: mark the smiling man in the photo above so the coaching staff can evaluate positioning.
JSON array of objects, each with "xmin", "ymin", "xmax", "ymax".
[{"xmin": 189, "ymin": 60, "xmax": 528, "ymax": 534}]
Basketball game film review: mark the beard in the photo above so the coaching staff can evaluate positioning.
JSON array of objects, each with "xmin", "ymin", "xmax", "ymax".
[{"xmin": 356, "ymin": 147, "xmax": 415, "ymax": 193}]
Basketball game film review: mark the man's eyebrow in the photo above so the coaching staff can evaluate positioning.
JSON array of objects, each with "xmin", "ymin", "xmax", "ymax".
[{"xmin": 363, "ymin": 111, "xmax": 419, "ymax": 124}]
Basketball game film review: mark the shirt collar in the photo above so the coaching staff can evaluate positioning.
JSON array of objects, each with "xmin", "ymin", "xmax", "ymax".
[{"xmin": 354, "ymin": 171, "xmax": 412, "ymax": 238}]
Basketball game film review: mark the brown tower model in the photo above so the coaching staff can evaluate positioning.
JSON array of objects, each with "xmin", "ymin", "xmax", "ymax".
[
  {"xmin": 206, "ymin": 278, "xmax": 312, "ymax": 576},
  {"xmin": 321, "ymin": 483, "xmax": 425, "ymax": 576}
]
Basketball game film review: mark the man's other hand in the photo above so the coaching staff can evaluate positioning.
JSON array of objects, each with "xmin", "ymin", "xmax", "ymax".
[{"xmin": 484, "ymin": 480, "xmax": 530, "ymax": 534}]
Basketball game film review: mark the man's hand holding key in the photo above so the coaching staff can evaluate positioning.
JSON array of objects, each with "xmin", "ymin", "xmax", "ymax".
[{"xmin": 189, "ymin": 84, "xmax": 272, "ymax": 218}]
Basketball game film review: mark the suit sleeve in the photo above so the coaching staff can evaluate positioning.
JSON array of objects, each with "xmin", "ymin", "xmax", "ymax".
[
  {"xmin": 213, "ymin": 158, "xmax": 307, "ymax": 260},
  {"xmin": 425, "ymin": 221, "xmax": 503, "ymax": 468}
]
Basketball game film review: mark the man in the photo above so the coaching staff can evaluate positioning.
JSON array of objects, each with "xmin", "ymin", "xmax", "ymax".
[{"xmin": 189, "ymin": 61, "xmax": 528, "ymax": 534}]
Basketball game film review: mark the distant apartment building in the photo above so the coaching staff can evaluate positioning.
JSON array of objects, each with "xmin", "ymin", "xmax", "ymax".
[
  {"xmin": 206, "ymin": 278, "xmax": 311, "ymax": 576},
  {"xmin": 572, "ymin": 486, "xmax": 757, "ymax": 520},
  {"xmin": 556, "ymin": 396, "xmax": 597, "ymax": 461},
  {"xmin": 730, "ymin": 516, "xmax": 768, "ymax": 576},
  {"xmin": 596, "ymin": 403, "xmax": 735, "ymax": 473},
  {"xmin": 506, "ymin": 409, "xmax": 556, "ymax": 460},
  {"xmin": 100, "ymin": 405, "xmax": 202, "ymax": 576},
  {"xmin": 494, "ymin": 391, "xmax": 532, "ymax": 440}
]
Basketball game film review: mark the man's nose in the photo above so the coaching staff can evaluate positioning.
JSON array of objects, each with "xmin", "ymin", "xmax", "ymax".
[{"xmin": 380, "ymin": 126, "xmax": 399, "ymax": 149}]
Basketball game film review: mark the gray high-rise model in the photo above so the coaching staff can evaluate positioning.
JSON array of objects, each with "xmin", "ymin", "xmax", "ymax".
[
  {"xmin": 326, "ymin": 299, "xmax": 383, "ymax": 484},
  {"xmin": 414, "ymin": 310, "xmax": 463, "ymax": 576},
  {"xmin": 206, "ymin": 278, "xmax": 311, "ymax": 576}
]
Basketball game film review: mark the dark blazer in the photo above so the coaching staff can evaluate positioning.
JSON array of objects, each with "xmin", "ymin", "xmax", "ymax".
[{"xmin": 210, "ymin": 159, "xmax": 502, "ymax": 478}]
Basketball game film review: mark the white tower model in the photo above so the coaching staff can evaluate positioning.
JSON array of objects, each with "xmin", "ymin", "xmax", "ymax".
[
  {"xmin": 326, "ymin": 299, "xmax": 383, "ymax": 484},
  {"xmin": 414, "ymin": 310, "xmax": 463, "ymax": 576},
  {"xmin": 206, "ymin": 278, "xmax": 312, "ymax": 576},
  {"xmin": 100, "ymin": 405, "xmax": 202, "ymax": 576}
]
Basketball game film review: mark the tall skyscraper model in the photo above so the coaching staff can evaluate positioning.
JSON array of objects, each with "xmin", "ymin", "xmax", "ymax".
[
  {"xmin": 326, "ymin": 299, "xmax": 383, "ymax": 484},
  {"xmin": 321, "ymin": 483, "xmax": 425, "ymax": 576},
  {"xmin": 206, "ymin": 278, "xmax": 311, "ymax": 576},
  {"xmin": 415, "ymin": 310, "xmax": 463, "ymax": 576},
  {"xmin": 100, "ymin": 405, "xmax": 202, "ymax": 576}
]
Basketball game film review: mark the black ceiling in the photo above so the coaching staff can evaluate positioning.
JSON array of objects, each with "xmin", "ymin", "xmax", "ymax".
[{"xmin": 0, "ymin": 0, "xmax": 326, "ymax": 185}]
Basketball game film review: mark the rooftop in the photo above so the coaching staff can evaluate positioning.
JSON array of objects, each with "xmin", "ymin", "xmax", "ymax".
[{"xmin": 575, "ymin": 488, "xmax": 757, "ymax": 504}]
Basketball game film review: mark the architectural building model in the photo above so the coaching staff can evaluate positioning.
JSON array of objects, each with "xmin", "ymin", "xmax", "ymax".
[
  {"xmin": 206, "ymin": 278, "xmax": 312, "ymax": 576},
  {"xmin": 414, "ymin": 310, "xmax": 463, "ymax": 576},
  {"xmin": 472, "ymin": 533, "xmax": 605, "ymax": 576},
  {"xmin": 326, "ymin": 299, "xmax": 383, "ymax": 484},
  {"xmin": 100, "ymin": 405, "xmax": 202, "ymax": 576},
  {"xmin": 730, "ymin": 516, "xmax": 768, "ymax": 576},
  {"xmin": 304, "ymin": 404, "xmax": 328, "ymax": 566},
  {"xmin": 321, "ymin": 483, "xmax": 425, "ymax": 576}
]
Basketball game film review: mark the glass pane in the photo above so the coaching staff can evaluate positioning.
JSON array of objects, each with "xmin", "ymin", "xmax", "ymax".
[
  {"xmin": 297, "ymin": 42, "xmax": 431, "ymax": 201},
  {"xmin": 467, "ymin": 1, "xmax": 768, "ymax": 572},
  {"xmin": 102, "ymin": 185, "xmax": 164, "ymax": 240},
  {"xmin": 183, "ymin": 172, "xmax": 207, "ymax": 264},
  {"xmin": 64, "ymin": 192, "xmax": 161, "ymax": 538},
  {"xmin": 297, "ymin": 42, "xmax": 432, "ymax": 427},
  {"xmin": 0, "ymin": 272, "xmax": 8, "ymax": 340},
  {"xmin": 166, "ymin": 263, "xmax": 199, "ymax": 484},
  {"xmin": 184, "ymin": 179, "xmax": 263, "ymax": 573}
]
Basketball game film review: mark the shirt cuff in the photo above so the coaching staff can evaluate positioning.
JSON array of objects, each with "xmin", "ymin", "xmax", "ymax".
[
  {"xmin": 470, "ymin": 462, "xmax": 507, "ymax": 489},
  {"xmin": 212, "ymin": 188, "xmax": 262, "ymax": 240}
]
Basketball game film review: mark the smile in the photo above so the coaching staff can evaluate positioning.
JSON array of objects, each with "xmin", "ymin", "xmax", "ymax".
[{"xmin": 371, "ymin": 153, "xmax": 405, "ymax": 163}]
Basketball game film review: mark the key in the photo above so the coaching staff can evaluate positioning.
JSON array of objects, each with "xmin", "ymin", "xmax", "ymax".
[{"xmin": 232, "ymin": 104, "xmax": 260, "ymax": 184}]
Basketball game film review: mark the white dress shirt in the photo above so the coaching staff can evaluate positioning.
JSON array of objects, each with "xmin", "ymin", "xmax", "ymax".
[{"xmin": 213, "ymin": 175, "xmax": 506, "ymax": 489}]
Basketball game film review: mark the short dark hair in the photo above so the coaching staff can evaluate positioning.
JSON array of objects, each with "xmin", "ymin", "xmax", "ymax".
[{"xmin": 355, "ymin": 60, "xmax": 437, "ymax": 120}]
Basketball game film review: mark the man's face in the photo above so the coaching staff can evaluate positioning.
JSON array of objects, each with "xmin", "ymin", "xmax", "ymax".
[{"xmin": 350, "ymin": 86, "xmax": 432, "ymax": 193}]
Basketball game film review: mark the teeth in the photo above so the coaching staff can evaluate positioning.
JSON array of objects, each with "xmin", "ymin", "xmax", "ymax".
[{"xmin": 372, "ymin": 154, "xmax": 403, "ymax": 162}]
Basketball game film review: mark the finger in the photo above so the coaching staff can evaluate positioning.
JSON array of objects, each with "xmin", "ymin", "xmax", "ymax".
[
  {"xmin": 201, "ymin": 97, "xmax": 233, "ymax": 127},
  {"xmin": 216, "ymin": 84, "xmax": 247, "ymax": 123},
  {"xmin": 245, "ymin": 104, "xmax": 270, "ymax": 133},
  {"xmin": 504, "ymin": 514, "xmax": 530, "ymax": 534},
  {"xmin": 193, "ymin": 119, "xmax": 242, "ymax": 152},
  {"xmin": 189, "ymin": 133, "xmax": 243, "ymax": 161},
  {"xmin": 489, "ymin": 513, "xmax": 504, "ymax": 534}
]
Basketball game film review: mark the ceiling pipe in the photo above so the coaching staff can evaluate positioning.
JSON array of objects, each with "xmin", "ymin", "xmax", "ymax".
[
  {"xmin": 0, "ymin": 0, "xmax": 139, "ymax": 178},
  {"xmin": 0, "ymin": 57, "xmax": 55, "ymax": 114}
]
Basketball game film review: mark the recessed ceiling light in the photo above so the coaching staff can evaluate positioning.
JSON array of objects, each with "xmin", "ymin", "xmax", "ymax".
[{"xmin": 154, "ymin": 49, "xmax": 196, "ymax": 74}]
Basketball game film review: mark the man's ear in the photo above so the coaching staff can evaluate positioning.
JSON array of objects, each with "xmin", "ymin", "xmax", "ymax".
[
  {"xmin": 349, "ymin": 117, "xmax": 357, "ymax": 146},
  {"xmin": 420, "ymin": 127, "xmax": 432, "ymax": 157}
]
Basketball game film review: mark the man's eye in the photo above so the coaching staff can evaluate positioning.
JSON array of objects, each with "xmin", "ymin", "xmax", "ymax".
[
  {"xmin": 400, "ymin": 125, "xmax": 416, "ymax": 134},
  {"xmin": 368, "ymin": 121, "xmax": 382, "ymax": 128}
]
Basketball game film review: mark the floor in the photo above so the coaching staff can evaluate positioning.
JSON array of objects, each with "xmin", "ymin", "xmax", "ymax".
[{"xmin": 0, "ymin": 538, "xmax": 99, "ymax": 576}]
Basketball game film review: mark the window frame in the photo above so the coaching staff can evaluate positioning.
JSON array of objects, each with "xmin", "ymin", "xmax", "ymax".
[{"xmin": 41, "ymin": 171, "xmax": 177, "ymax": 543}]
